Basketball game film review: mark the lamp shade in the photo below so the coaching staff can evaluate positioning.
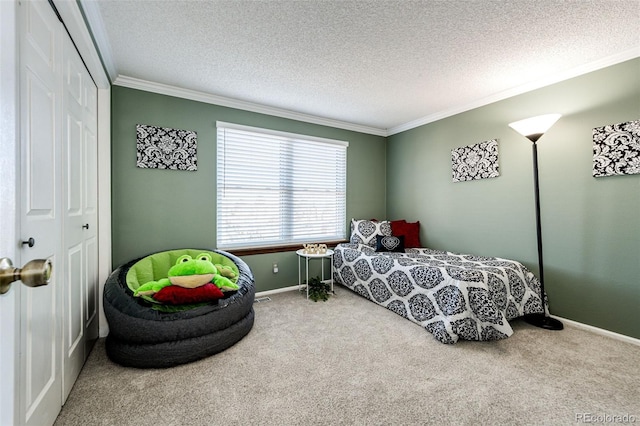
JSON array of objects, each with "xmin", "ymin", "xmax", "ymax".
[{"xmin": 509, "ymin": 114, "xmax": 562, "ymax": 142}]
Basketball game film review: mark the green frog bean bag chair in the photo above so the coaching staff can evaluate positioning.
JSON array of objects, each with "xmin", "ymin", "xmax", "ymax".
[
  {"xmin": 103, "ymin": 248, "xmax": 255, "ymax": 368},
  {"xmin": 134, "ymin": 252, "xmax": 238, "ymax": 305}
]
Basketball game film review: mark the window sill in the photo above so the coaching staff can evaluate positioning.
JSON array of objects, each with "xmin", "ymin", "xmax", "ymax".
[{"xmin": 224, "ymin": 240, "xmax": 349, "ymax": 257}]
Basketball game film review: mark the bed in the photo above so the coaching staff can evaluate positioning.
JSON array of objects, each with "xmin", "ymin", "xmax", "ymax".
[{"xmin": 333, "ymin": 220, "xmax": 545, "ymax": 343}]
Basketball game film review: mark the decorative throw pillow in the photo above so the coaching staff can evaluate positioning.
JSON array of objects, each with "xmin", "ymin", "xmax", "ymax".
[
  {"xmin": 350, "ymin": 219, "xmax": 392, "ymax": 247},
  {"xmin": 375, "ymin": 235, "xmax": 405, "ymax": 253},
  {"xmin": 153, "ymin": 283, "xmax": 225, "ymax": 305},
  {"xmin": 390, "ymin": 219, "xmax": 422, "ymax": 248}
]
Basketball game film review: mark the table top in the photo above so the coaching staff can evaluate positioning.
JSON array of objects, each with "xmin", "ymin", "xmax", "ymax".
[{"xmin": 296, "ymin": 249, "xmax": 334, "ymax": 258}]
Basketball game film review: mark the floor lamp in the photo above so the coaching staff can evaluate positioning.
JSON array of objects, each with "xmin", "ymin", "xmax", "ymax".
[{"xmin": 508, "ymin": 114, "xmax": 564, "ymax": 331}]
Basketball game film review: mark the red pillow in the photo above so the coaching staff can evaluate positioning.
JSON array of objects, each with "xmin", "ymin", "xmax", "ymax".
[
  {"xmin": 390, "ymin": 220, "xmax": 422, "ymax": 248},
  {"xmin": 153, "ymin": 283, "xmax": 224, "ymax": 305}
]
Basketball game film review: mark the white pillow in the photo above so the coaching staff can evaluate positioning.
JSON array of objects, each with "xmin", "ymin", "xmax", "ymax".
[{"xmin": 350, "ymin": 219, "xmax": 392, "ymax": 247}]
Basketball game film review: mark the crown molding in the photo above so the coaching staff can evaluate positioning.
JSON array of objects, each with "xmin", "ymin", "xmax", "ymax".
[
  {"xmin": 113, "ymin": 75, "xmax": 388, "ymax": 137},
  {"xmin": 388, "ymin": 47, "xmax": 640, "ymax": 136},
  {"xmin": 108, "ymin": 47, "xmax": 639, "ymax": 138}
]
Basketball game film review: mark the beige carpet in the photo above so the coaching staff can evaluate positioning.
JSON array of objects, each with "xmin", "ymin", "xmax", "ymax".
[{"xmin": 55, "ymin": 286, "xmax": 639, "ymax": 425}]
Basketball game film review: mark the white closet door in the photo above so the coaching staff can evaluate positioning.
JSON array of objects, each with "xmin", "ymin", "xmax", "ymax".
[
  {"xmin": 19, "ymin": 1, "xmax": 63, "ymax": 424},
  {"xmin": 61, "ymin": 21, "xmax": 99, "ymax": 401},
  {"xmin": 83, "ymin": 59, "xmax": 100, "ymax": 359},
  {"xmin": 16, "ymin": 1, "xmax": 100, "ymax": 423}
]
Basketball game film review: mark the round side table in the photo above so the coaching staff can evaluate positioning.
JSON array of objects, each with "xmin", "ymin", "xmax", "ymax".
[{"xmin": 296, "ymin": 249, "xmax": 334, "ymax": 299}]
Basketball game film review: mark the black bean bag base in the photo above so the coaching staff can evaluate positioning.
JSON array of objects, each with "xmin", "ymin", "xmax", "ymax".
[
  {"xmin": 103, "ymin": 249, "xmax": 255, "ymax": 368},
  {"xmin": 105, "ymin": 308, "xmax": 254, "ymax": 368}
]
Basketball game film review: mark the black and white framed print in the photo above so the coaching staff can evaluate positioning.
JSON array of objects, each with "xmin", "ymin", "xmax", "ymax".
[
  {"xmin": 592, "ymin": 120, "xmax": 640, "ymax": 177},
  {"xmin": 451, "ymin": 139, "xmax": 500, "ymax": 182},
  {"xmin": 136, "ymin": 124, "xmax": 198, "ymax": 171}
]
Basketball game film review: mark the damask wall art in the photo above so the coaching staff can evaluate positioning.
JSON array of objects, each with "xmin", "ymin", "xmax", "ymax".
[
  {"xmin": 136, "ymin": 124, "xmax": 198, "ymax": 171},
  {"xmin": 451, "ymin": 139, "xmax": 500, "ymax": 182},
  {"xmin": 592, "ymin": 119, "xmax": 640, "ymax": 177}
]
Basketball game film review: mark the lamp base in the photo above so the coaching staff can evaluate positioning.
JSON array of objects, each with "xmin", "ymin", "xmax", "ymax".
[{"xmin": 523, "ymin": 313, "xmax": 564, "ymax": 330}]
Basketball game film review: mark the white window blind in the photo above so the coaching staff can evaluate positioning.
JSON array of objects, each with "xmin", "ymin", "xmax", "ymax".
[{"xmin": 216, "ymin": 122, "xmax": 348, "ymax": 249}]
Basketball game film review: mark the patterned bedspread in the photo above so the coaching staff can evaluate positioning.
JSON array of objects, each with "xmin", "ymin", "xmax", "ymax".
[{"xmin": 333, "ymin": 243, "xmax": 545, "ymax": 343}]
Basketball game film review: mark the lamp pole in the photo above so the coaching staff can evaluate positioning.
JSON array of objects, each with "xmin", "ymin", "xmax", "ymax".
[
  {"xmin": 508, "ymin": 113, "xmax": 563, "ymax": 331},
  {"xmin": 525, "ymin": 135, "xmax": 563, "ymax": 330},
  {"xmin": 531, "ymin": 139, "xmax": 544, "ymax": 292}
]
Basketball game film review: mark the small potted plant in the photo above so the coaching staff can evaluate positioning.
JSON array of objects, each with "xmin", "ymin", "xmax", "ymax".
[{"xmin": 306, "ymin": 276, "xmax": 331, "ymax": 302}]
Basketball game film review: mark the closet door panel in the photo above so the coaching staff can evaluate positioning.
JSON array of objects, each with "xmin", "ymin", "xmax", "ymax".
[
  {"xmin": 19, "ymin": 2, "xmax": 63, "ymax": 425},
  {"xmin": 61, "ymin": 30, "xmax": 98, "ymax": 401},
  {"xmin": 82, "ymin": 55, "xmax": 99, "ymax": 346}
]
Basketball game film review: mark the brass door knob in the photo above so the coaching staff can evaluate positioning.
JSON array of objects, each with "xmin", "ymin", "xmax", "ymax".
[{"xmin": 0, "ymin": 257, "xmax": 52, "ymax": 294}]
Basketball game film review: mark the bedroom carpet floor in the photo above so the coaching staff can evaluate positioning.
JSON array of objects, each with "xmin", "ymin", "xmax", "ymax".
[{"xmin": 54, "ymin": 285, "xmax": 639, "ymax": 426}]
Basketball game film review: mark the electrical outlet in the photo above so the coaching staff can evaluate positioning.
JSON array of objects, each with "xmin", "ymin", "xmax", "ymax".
[{"xmin": 272, "ymin": 263, "xmax": 278, "ymax": 274}]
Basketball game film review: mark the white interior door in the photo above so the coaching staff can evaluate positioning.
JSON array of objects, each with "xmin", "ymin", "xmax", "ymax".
[
  {"xmin": 62, "ymin": 32, "xmax": 99, "ymax": 399},
  {"xmin": 0, "ymin": 1, "xmax": 19, "ymax": 424},
  {"xmin": 19, "ymin": 1, "xmax": 63, "ymax": 425},
  {"xmin": 82, "ymin": 66, "xmax": 100, "ymax": 356}
]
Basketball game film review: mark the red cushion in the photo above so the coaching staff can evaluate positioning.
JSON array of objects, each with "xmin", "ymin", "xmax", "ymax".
[
  {"xmin": 153, "ymin": 283, "xmax": 224, "ymax": 305},
  {"xmin": 390, "ymin": 220, "xmax": 422, "ymax": 248}
]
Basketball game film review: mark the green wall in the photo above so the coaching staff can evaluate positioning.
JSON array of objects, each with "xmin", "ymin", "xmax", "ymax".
[
  {"xmin": 387, "ymin": 58, "xmax": 640, "ymax": 338},
  {"xmin": 112, "ymin": 59, "xmax": 639, "ymax": 338},
  {"xmin": 111, "ymin": 86, "xmax": 387, "ymax": 291}
]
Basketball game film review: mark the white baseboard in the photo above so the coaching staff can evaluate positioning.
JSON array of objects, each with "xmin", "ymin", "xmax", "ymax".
[
  {"xmin": 255, "ymin": 285, "xmax": 300, "ymax": 298},
  {"xmin": 551, "ymin": 315, "xmax": 640, "ymax": 347}
]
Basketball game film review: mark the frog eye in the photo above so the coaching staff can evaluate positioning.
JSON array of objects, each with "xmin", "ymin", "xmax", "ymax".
[
  {"xmin": 176, "ymin": 255, "xmax": 192, "ymax": 264},
  {"xmin": 197, "ymin": 253, "xmax": 212, "ymax": 262}
]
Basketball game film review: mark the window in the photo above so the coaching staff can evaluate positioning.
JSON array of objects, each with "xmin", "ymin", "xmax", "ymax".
[{"xmin": 216, "ymin": 122, "xmax": 348, "ymax": 249}]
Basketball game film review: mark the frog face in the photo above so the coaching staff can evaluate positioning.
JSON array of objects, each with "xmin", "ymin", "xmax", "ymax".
[{"xmin": 167, "ymin": 253, "xmax": 217, "ymax": 288}]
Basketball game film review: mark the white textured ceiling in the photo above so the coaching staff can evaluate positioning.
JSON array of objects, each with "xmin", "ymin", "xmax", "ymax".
[{"xmin": 83, "ymin": 0, "xmax": 640, "ymax": 135}]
